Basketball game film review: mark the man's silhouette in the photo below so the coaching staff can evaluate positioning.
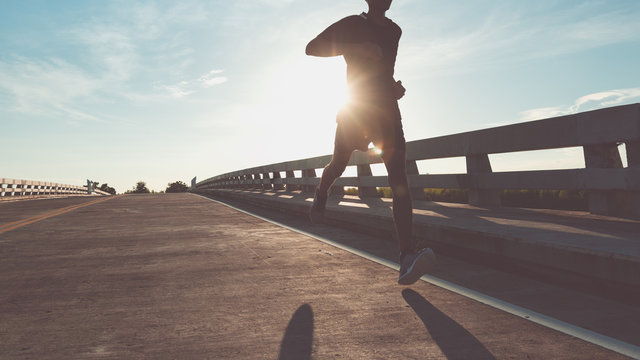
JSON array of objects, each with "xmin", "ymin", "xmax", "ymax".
[{"xmin": 306, "ymin": 0, "xmax": 434, "ymax": 285}]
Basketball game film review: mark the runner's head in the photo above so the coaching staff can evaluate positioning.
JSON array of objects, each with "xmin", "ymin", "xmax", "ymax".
[{"xmin": 366, "ymin": 0, "xmax": 392, "ymax": 12}]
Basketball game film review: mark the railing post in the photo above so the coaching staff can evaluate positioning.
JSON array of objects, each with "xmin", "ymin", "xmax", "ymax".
[
  {"xmin": 357, "ymin": 164, "xmax": 378, "ymax": 197},
  {"xmin": 466, "ymin": 154, "xmax": 501, "ymax": 207},
  {"xmin": 262, "ymin": 172, "xmax": 272, "ymax": 191},
  {"xmin": 627, "ymin": 141, "xmax": 640, "ymax": 218},
  {"xmin": 406, "ymin": 159, "xmax": 423, "ymax": 200},
  {"xmin": 583, "ymin": 143, "xmax": 624, "ymax": 216},
  {"xmin": 272, "ymin": 171, "xmax": 284, "ymax": 191},
  {"xmin": 285, "ymin": 171, "xmax": 299, "ymax": 192},
  {"xmin": 301, "ymin": 169, "xmax": 316, "ymax": 193},
  {"xmin": 252, "ymin": 173, "xmax": 261, "ymax": 189},
  {"xmin": 241, "ymin": 175, "xmax": 250, "ymax": 189}
]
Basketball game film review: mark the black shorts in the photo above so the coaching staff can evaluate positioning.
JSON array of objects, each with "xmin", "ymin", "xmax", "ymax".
[{"xmin": 334, "ymin": 102, "xmax": 406, "ymax": 155}]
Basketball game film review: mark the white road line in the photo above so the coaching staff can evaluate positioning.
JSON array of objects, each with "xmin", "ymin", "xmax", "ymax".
[{"xmin": 194, "ymin": 193, "xmax": 640, "ymax": 359}]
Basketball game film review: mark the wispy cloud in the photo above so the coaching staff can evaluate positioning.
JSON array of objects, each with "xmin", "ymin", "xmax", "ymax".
[
  {"xmin": 257, "ymin": 0, "xmax": 296, "ymax": 6},
  {"xmin": 0, "ymin": 1, "xmax": 222, "ymax": 123},
  {"xmin": 400, "ymin": 3, "xmax": 640, "ymax": 75},
  {"xmin": 156, "ymin": 70, "xmax": 228, "ymax": 98},
  {"xmin": 66, "ymin": 25, "xmax": 138, "ymax": 82},
  {"xmin": 519, "ymin": 87, "xmax": 640, "ymax": 121},
  {"xmin": 0, "ymin": 57, "xmax": 107, "ymax": 123},
  {"xmin": 571, "ymin": 89, "xmax": 640, "ymax": 111}
]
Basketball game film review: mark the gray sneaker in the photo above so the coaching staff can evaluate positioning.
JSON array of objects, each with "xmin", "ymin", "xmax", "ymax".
[
  {"xmin": 309, "ymin": 189, "xmax": 327, "ymax": 224},
  {"xmin": 398, "ymin": 248, "xmax": 435, "ymax": 285}
]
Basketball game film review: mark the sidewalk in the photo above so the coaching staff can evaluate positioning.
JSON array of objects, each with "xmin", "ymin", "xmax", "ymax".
[{"xmin": 203, "ymin": 189, "xmax": 640, "ymax": 296}]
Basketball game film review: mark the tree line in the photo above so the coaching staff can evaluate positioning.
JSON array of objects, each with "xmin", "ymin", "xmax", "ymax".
[{"xmin": 126, "ymin": 181, "xmax": 190, "ymax": 194}]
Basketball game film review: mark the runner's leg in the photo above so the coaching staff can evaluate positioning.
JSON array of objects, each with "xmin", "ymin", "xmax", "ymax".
[
  {"xmin": 318, "ymin": 115, "xmax": 358, "ymax": 196},
  {"xmin": 318, "ymin": 148, "xmax": 351, "ymax": 195},
  {"xmin": 310, "ymin": 110, "xmax": 361, "ymax": 223},
  {"xmin": 382, "ymin": 145, "xmax": 415, "ymax": 255},
  {"xmin": 384, "ymin": 144, "xmax": 438, "ymax": 285}
]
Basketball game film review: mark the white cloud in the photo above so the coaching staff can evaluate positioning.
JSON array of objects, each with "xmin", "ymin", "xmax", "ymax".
[
  {"xmin": 519, "ymin": 87, "xmax": 640, "ymax": 122},
  {"xmin": 200, "ymin": 70, "xmax": 229, "ymax": 87},
  {"xmin": 517, "ymin": 106, "xmax": 569, "ymax": 123},
  {"xmin": 156, "ymin": 69, "xmax": 228, "ymax": 98},
  {"xmin": 571, "ymin": 89, "xmax": 640, "ymax": 112}
]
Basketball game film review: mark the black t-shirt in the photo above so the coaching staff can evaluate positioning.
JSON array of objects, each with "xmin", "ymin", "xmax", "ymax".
[{"xmin": 317, "ymin": 13, "xmax": 402, "ymax": 102}]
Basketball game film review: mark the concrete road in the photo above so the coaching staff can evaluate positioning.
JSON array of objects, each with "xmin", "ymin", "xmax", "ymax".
[{"xmin": 0, "ymin": 193, "xmax": 638, "ymax": 359}]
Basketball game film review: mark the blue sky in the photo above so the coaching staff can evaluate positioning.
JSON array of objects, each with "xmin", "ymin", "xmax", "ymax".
[{"xmin": 1, "ymin": 0, "xmax": 639, "ymax": 193}]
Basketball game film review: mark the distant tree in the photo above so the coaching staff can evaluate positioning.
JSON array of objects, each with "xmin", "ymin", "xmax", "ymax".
[
  {"xmin": 166, "ymin": 181, "xmax": 189, "ymax": 193},
  {"xmin": 132, "ymin": 181, "xmax": 150, "ymax": 194},
  {"xmin": 99, "ymin": 183, "xmax": 117, "ymax": 195}
]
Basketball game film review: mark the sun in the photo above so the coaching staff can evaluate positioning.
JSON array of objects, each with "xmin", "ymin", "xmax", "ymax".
[
  {"xmin": 272, "ymin": 57, "xmax": 350, "ymax": 116},
  {"xmin": 302, "ymin": 59, "xmax": 350, "ymax": 111}
]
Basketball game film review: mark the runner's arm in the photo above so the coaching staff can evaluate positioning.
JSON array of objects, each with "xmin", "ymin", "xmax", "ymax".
[
  {"xmin": 305, "ymin": 36, "xmax": 343, "ymax": 57},
  {"xmin": 306, "ymin": 37, "xmax": 383, "ymax": 61}
]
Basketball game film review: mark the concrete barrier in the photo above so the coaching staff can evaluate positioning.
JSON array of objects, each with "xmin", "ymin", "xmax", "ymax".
[
  {"xmin": 0, "ymin": 178, "xmax": 110, "ymax": 198},
  {"xmin": 196, "ymin": 103, "xmax": 640, "ymax": 218}
]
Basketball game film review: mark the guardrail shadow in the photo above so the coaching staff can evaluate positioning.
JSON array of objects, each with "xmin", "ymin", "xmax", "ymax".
[
  {"xmin": 278, "ymin": 303, "xmax": 314, "ymax": 360},
  {"xmin": 402, "ymin": 289, "xmax": 496, "ymax": 360}
]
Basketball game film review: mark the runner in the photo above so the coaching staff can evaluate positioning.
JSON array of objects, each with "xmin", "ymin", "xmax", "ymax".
[{"xmin": 305, "ymin": 0, "xmax": 435, "ymax": 285}]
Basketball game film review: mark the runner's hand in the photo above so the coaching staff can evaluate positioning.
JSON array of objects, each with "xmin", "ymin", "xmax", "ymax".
[{"xmin": 394, "ymin": 80, "xmax": 406, "ymax": 99}]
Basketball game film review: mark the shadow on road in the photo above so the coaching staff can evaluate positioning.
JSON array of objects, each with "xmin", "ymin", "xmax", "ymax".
[
  {"xmin": 278, "ymin": 304, "xmax": 314, "ymax": 360},
  {"xmin": 402, "ymin": 289, "xmax": 496, "ymax": 360}
]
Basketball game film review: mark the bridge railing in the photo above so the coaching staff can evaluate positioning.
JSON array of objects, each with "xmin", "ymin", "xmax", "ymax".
[
  {"xmin": 0, "ymin": 178, "xmax": 110, "ymax": 197},
  {"xmin": 196, "ymin": 103, "xmax": 640, "ymax": 217}
]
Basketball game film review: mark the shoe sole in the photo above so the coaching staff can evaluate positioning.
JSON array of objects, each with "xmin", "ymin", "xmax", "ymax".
[{"xmin": 398, "ymin": 249, "xmax": 435, "ymax": 285}]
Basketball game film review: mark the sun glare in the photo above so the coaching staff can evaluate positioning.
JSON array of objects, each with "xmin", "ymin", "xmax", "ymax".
[
  {"xmin": 259, "ymin": 56, "xmax": 351, "ymax": 150},
  {"xmin": 304, "ymin": 61, "xmax": 350, "ymax": 111},
  {"xmin": 272, "ymin": 57, "xmax": 349, "ymax": 116}
]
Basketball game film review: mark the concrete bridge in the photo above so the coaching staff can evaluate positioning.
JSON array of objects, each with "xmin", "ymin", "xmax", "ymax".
[
  {"xmin": 196, "ymin": 104, "xmax": 640, "ymax": 293},
  {"xmin": 1, "ymin": 104, "xmax": 639, "ymax": 358},
  {"xmin": 1, "ymin": 193, "xmax": 639, "ymax": 359}
]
